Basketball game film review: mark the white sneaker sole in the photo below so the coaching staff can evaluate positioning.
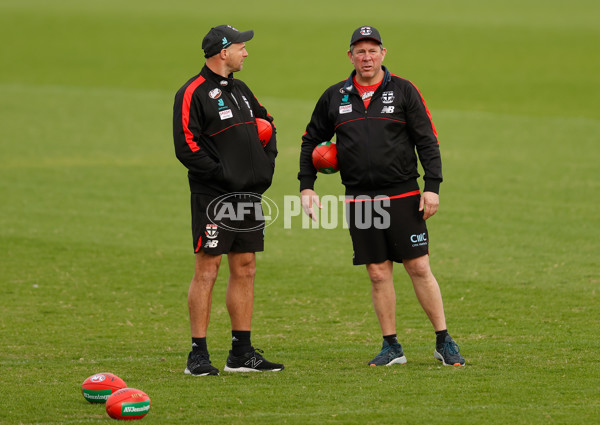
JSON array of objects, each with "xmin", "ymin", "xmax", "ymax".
[
  {"xmin": 385, "ymin": 355, "xmax": 407, "ymax": 366},
  {"xmin": 369, "ymin": 355, "xmax": 407, "ymax": 367},
  {"xmin": 223, "ymin": 366, "xmax": 283, "ymax": 373}
]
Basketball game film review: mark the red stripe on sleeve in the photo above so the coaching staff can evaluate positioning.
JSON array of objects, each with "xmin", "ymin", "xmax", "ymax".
[
  {"xmin": 182, "ymin": 76, "xmax": 206, "ymax": 153},
  {"xmin": 392, "ymin": 74, "xmax": 439, "ymax": 144},
  {"xmin": 411, "ymin": 83, "xmax": 439, "ymax": 144}
]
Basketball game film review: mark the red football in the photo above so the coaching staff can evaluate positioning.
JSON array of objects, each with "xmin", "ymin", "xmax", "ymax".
[
  {"xmin": 256, "ymin": 118, "xmax": 273, "ymax": 147},
  {"xmin": 81, "ymin": 373, "xmax": 127, "ymax": 404},
  {"xmin": 312, "ymin": 141, "xmax": 339, "ymax": 174},
  {"xmin": 106, "ymin": 388, "xmax": 151, "ymax": 420}
]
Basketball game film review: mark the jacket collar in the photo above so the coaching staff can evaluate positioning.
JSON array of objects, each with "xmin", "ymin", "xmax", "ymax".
[
  {"xmin": 343, "ymin": 65, "xmax": 391, "ymax": 93},
  {"xmin": 201, "ymin": 64, "xmax": 235, "ymax": 90}
]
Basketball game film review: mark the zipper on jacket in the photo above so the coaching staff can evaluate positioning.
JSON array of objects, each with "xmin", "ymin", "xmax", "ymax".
[
  {"xmin": 230, "ymin": 93, "xmax": 241, "ymax": 110},
  {"xmin": 355, "ymin": 93, "xmax": 375, "ymax": 186},
  {"xmin": 362, "ymin": 82, "xmax": 388, "ymax": 187},
  {"xmin": 232, "ymin": 87, "xmax": 257, "ymax": 184}
]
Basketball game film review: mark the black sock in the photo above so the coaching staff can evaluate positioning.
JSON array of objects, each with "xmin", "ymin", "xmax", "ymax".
[
  {"xmin": 191, "ymin": 337, "xmax": 207, "ymax": 353},
  {"xmin": 231, "ymin": 330, "xmax": 252, "ymax": 356},
  {"xmin": 383, "ymin": 334, "xmax": 398, "ymax": 345},
  {"xmin": 435, "ymin": 329, "xmax": 449, "ymax": 345}
]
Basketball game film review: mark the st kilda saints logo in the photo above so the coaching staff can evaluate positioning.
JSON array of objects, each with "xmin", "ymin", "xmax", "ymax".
[
  {"xmin": 360, "ymin": 27, "xmax": 373, "ymax": 36},
  {"xmin": 381, "ymin": 91, "xmax": 395, "ymax": 104},
  {"xmin": 205, "ymin": 224, "xmax": 218, "ymax": 239}
]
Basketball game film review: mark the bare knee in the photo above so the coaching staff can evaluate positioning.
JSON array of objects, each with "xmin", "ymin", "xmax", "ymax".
[
  {"xmin": 231, "ymin": 262, "xmax": 256, "ymax": 281},
  {"xmin": 370, "ymin": 271, "xmax": 388, "ymax": 286},
  {"xmin": 367, "ymin": 262, "xmax": 393, "ymax": 287},
  {"xmin": 192, "ymin": 267, "xmax": 219, "ymax": 286},
  {"xmin": 403, "ymin": 256, "xmax": 432, "ymax": 280},
  {"xmin": 191, "ymin": 252, "xmax": 221, "ymax": 286},
  {"xmin": 228, "ymin": 253, "xmax": 256, "ymax": 281}
]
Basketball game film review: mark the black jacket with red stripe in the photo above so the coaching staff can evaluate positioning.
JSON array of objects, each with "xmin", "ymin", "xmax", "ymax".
[
  {"xmin": 299, "ymin": 66, "xmax": 442, "ymax": 196},
  {"xmin": 173, "ymin": 65, "xmax": 277, "ymax": 196}
]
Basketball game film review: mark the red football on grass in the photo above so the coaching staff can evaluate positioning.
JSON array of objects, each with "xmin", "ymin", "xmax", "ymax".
[
  {"xmin": 312, "ymin": 141, "xmax": 339, "ymax": 174},
  {"xmin": 106, "ymin": 388, "xmax": 151, "ymax": 420},
  {"xmin": 256, "ymin": 117, "xmax": 273, "ymax": 147},
  {"xmin": 81, "ymin": 373, "xmax": 127, "ymax": 404}
]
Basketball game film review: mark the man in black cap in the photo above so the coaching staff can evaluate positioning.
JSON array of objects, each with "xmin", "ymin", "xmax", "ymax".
[
  {"xmin": 173, "ymin": 25, "xmax": 283, "ymax": 375},
  {"xmin": 298, "ymin": 26, "xmax": 465, "ymax": 367}
]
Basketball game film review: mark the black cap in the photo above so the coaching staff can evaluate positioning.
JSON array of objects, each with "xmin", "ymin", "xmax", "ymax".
[
  {"xmin": 350, "ymin": 26, "xmax": 382, "ymax": 47},
  {"xmin": 202, "ymin": 25, "xmax": 254, "ymax": 58}
]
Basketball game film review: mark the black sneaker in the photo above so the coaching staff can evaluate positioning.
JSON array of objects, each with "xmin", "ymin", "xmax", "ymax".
[
  {"xmin": 184, "ymin": 350, "xmax": 220, "ymax": 376},
  {"xmin": 434, "ymin": 335, "xmax": 465, "ymax": 366},
  {"xmin": 224, "ymin": 348, "xmax": 284, "ymax": 372},
  {"xmin": 368, "ymin": 340, "xmax": 407, "ymax": 366}
]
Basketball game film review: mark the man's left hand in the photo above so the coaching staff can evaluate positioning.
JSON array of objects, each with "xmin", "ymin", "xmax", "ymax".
[{"xmin": 419, "ymin": 191, "xmax": 439, "ymax": 220}]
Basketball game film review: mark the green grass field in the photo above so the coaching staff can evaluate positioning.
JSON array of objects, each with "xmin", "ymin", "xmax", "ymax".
[{"xmin": 1, "ymin": 0, "xmax": 599, "ymax": 423}]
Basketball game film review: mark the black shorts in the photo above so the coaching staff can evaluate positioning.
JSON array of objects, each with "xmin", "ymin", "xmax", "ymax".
[
  {"xmin": 191, "ymin": 193, "xmax": 264, "ymax": 255},
  {"xmin": 345, "ymin": 191, "xmax": 429, "ymax": 265}
]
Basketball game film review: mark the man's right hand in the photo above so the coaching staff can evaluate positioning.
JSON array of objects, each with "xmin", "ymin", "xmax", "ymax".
[{"xmin": 301, "ymin": 189, "xmax": 321, "ymax": 222}]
